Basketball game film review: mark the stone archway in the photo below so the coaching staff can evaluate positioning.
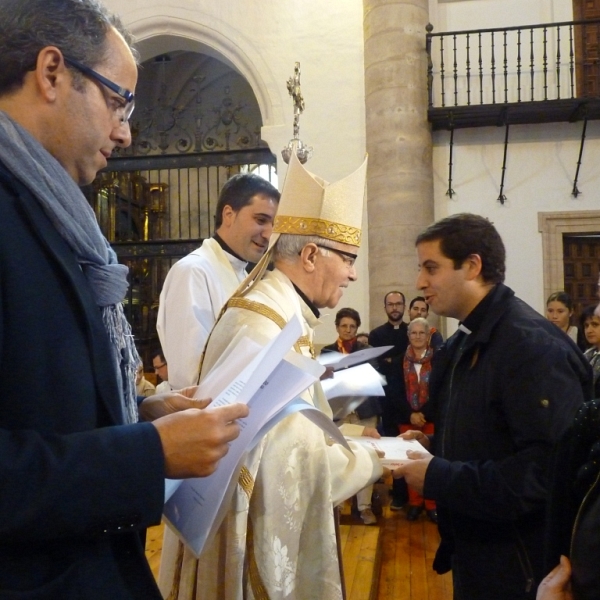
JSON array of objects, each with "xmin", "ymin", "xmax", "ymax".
[{"xmin": 126, "ymin": 15, "xmax": 284, "ymax": 132}]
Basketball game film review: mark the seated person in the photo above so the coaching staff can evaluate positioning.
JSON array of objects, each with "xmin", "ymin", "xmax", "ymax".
[
  {"xmin": 135, "ymin": 362, "xmax": 156, "ymax": 397},
  {"xmin": 151, "ymin": 348, "xmax": 172, "ymax": 393}
]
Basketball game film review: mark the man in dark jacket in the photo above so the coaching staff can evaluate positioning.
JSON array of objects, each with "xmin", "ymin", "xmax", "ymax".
[
  {"xmin": 0, "ymin": 1, "xmax": 247, "ymax": 597},
  {"xmin": 369, "ymin": 291, "xmax": 410, "ymax": 508},
  {"xmin": 394, "ymin": 213, "xmax": 592, "ymax": 600}
]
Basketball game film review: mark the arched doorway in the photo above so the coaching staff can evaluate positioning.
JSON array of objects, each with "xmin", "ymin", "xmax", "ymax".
[{"xmin": 85, "ymin": 36, "xmax": 279, "ymax": 368}]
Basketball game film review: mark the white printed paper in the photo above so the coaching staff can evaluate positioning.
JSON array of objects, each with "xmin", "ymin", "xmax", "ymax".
[
  {"xmin": 344, "ymin": 435, "xmax": 429, "ymax": 468},
  {"xmin": 162, "ymin": 315, "xmax": 350, "ymax": 556},
  {"xmin": 318, "ymin": 345, "xmax": 393, "ymax": 370}
]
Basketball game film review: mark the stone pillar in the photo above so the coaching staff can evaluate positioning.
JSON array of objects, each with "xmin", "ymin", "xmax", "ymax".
[{"xmin": 364, "ymin": 0, "xmax": 434, "ymax": 328}]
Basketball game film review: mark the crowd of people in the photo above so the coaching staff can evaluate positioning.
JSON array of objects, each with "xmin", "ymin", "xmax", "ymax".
[{"xmin": 1, "ymin": 1, "xmax": 600, "ymax": 599}]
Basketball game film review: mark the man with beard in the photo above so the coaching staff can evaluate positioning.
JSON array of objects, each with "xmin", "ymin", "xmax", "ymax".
[{"xmin": 369, "ymin": 291, "xmax": 410, "ymax": 509}]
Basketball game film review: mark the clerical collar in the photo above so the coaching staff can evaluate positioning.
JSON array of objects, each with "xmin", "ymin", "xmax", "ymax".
[
  {"xmin": 460, "ymin": 285, "xmax": 497, "ymax": 334},
  {"xmin": 213, "ymin": 233, "xmax": 246, "ymax": 263},
  {"xmin": 292, "ymin": 283, "xmax": 320, "ymax": 318}
]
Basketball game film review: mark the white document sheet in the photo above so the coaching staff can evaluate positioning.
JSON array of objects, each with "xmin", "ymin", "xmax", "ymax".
[
  {"xmin": 321, "ymin": 363, "xmax": 386, "ymax": 399},
  {"xmin": 344, "ymin": 435, "xmax": 429, "ymax": 468},
  {"xmin": 318, "ymin": 345, "xmax": 393, "ymax": 370},
  {"xmin": 162, "ymin": 315, "xmax": 351, "ymax": 556},
  {"xmin": 322, "ymin": 363, "xmax": 386, "ymax": 419}
]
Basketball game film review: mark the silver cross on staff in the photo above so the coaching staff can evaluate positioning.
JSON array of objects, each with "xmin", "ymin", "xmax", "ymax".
[{"xmin": 281, "ymin": 61, "xmax": 313, "ymax": 164}]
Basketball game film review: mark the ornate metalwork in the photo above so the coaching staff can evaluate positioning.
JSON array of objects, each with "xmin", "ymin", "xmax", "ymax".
[
  {"xmin": 281, "ymin": 62, "xmax": 313, "ymax": 164},
  {"xmin": 115, "ymin": 53, "xmax": 263, "ymax": 158}
]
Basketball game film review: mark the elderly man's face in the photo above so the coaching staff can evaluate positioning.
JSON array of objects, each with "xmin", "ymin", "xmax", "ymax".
[{"xmin": 311, "ymin": 243, "xmax": 358, "ymax": 309}]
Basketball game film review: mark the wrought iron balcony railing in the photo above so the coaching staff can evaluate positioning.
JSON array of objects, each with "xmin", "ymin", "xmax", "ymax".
[{"xmin": 426, "ymin": 19, "xmax": 600, "ymax": 130}]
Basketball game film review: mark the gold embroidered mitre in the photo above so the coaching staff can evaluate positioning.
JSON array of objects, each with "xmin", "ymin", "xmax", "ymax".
[{"xmin": 271, "ymin": 148, "xmax": 367, "ymax": 249}]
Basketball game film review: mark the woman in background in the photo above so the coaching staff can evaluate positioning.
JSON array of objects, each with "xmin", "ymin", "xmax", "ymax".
[
  {"xmin": 400, "ymin": 317, "xmax": 437, "ymax": 523},
  {"xmin": 546, "ymin": 291, "xmax": 578, "ymax": 344},
  {"xmin": 322, "ymin": 307, "xmax": 382, "ymax": 525}
]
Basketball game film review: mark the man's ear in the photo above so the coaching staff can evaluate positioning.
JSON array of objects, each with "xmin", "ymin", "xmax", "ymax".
[
  {"xmin": 299, "ymin": 243, "xmax": 319, "ymax": 273},
  {"xmin": 35, "ymin": 46, "xmax": 66, "ymax": 103},
  {"xmin": 221, "ymin": 205, "xmax": 236, "ymax": 228},
  {"xmin": 463, "ymin": 253, "xmax": 483, "ymax": 281}
]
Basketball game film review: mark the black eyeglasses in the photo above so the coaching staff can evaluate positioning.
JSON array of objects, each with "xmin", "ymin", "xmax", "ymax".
[
  {"xmin": 64, "ymin": 56, "xmax": 135, "ymax": 123},
  {"xmin": 316, "ymin": 244, "xmax": 357, "ymax": 267}
]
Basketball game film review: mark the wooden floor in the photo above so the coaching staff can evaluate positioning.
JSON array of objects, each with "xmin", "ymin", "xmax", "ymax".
[{"xmin": 145, "ymin": 482, "xmax": 453, "ymax": 599}]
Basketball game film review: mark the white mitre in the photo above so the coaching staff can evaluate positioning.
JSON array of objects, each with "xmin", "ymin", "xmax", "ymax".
[
  {"xmin": 233, "ymin": 148, "xmax": 368, "ymax": 297},
  {"xmin": 270, "ymin": 148, "xmax": 367, "ymax": 249}
]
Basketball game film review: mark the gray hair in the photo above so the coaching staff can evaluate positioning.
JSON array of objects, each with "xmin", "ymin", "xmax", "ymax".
[
  {"xmin": 273, "ymin": 233, "xmax": 337, "ymax": 263},
  {"xmin": 0, "ymin": 0, "xmax": 138, "ymax": 96},
  {"xmin": 408, "ymin": 317, "xmax": 430, "ymax": 334}
]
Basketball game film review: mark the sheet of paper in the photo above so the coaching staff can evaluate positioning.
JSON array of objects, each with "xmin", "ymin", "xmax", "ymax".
[
  {"xmin": 247, "ymin": 397, "xmax": 351, "ymax": 451},
  {"xmin": 321, "ymin": 362, "xmax": 386, "ymax": 400},
  {"xmin": 194, "ymin": 315, "xmax": 303, "ymax": 408},
  {"xmin": 163, "ymin": 328, "xmax": 330, "ymax": 557},
  {"xmin": 344, "ymin": 435, "xmax": 429, "ymax": 468},
  {"xmin": 328, "ymin": 396, "xmax": 369, "ymax": 421},
  {"xmin": 318, "ymin": 345, "xmax": 393, "ymax": 370}
]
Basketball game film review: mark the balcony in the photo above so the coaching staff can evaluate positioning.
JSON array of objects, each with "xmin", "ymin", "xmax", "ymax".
[{"xmin": 426, "ymin": 19, "xmax": 600, "ymax": 130}]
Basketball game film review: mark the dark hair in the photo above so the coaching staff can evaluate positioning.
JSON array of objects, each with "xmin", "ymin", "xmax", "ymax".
[
  {"xmin": 580, "ymin": 305, "xmax": 598, "ymax": 329},
  {"xmin": 356, "ymin": 332, "xmax": 369, "ymax": 341},
  {"xmin": 546, "ymin": 291, "xmax": 574, "ymax": 311},
  {"xmin": 214, "ymin": 173, "xmax": 280, "ymax": 230},
  {"xmin": 415, "ymin": 213, "xmax": 506, "ymax": 284},
  {"xmin": 0, "ymin": 0, "xmax": 137, "ymax": 96},
  {"xmin": 151, "ymin": 349, "xmax": 166, "ymax": 364},
  {"xmin": 409, "ymin": 296, "xmax": 428, "ymax": 311},
  {"xmin": 334, "ymin": 307, "xmax": 361, "ymax": 328},
  {"xmin": 383, "ymin": 291, "xmax": 405, "ymax": 305}
]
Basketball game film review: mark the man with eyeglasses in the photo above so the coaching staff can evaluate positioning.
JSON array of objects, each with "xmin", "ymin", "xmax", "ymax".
[
  {"xmin": 368, "ymin": 291, "xmax": 411, "ymax": 508},
  {"xmin": 0, "ymin": 1, "xmax": 248, "ymax": 598},
  {"xmin": 151, "ymin": 349, "xmax": 172, "ymax": 394},
  {"xmin": 159, "ymin": 150, "xmax": 382, "ymax": 600}
]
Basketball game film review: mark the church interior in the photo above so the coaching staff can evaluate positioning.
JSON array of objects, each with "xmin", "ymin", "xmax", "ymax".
[{"xmin": 90, "ymin": 1, "xmax": 600, "ymax": 596}]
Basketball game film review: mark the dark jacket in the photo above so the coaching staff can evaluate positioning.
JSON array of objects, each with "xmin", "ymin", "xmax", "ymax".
[
  {"xmin": 423, "ymin": 284, "xmax": 592, "ymax": 600},
  {"xmin": 321, "ymin": 339, "xmax": 382, "ymax": 420},
  {"xmin": 0, "ymin": 162, "xmax": 166, "ymax": 599},
  {"xmin": 368, "ymin": 321, "xmax": 409, "ymax": 435},
  {"xmin": 545, "ymin": 398, "xmax": 600, "ymax": 600}
]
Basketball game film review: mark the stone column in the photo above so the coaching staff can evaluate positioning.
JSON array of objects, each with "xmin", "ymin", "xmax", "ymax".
[{"xmin": 364, "ymin": 0, "xmax": 434, "ymax": 328}]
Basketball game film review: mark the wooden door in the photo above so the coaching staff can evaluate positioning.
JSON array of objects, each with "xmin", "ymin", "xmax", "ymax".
[
  {"xmin": 574, "ymin": 0, "xmax": 600, "ymax": 96},
  {"xmin": 563, "ymin": 235, "xmax": 600, "ymax": 332}
]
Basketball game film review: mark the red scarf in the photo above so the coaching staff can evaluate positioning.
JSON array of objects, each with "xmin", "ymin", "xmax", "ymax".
[
  {"xmin": 336, "ymin": 337, "xmax": 356, "ymax": 354},
  {"xmin": 403, "ymin": 346, "xmax": 433, "ymax": 411}
]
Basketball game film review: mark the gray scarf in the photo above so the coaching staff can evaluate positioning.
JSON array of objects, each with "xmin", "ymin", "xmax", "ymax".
[{"xmin": 0, "ymin": 110, "xmax": 139, "ymax": 424}]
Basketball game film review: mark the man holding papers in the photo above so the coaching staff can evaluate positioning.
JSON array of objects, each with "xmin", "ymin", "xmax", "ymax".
[{"xmin": 160, "ymin": 150, "xmax": 382, "ymax": 600}]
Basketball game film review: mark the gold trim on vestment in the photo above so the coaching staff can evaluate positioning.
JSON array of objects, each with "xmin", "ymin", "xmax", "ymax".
[
  {"xmin": 247, "ymin": 516, "xmax": 271, "ymax": 600},
  {"xmin": 227, "ymin": 297, "xmax": 287, "ymax": 329},
  {"xmin": 226, "ymin": 297, "xmax": 314, "ymax": 357},
  {"xmin": 273, "ymin": 216, "xmax": 361, "ymax": 247},
  {"xmin": 238, "ymin": 465, "xmax": 255, "ymax": 499},
  {"xmin": 166, "ymin": 540, "xmax": 186, "ymax": 600},
  {"xmin": 296, "ymin": 334, "xmax": 315, "ymax": 359}
]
